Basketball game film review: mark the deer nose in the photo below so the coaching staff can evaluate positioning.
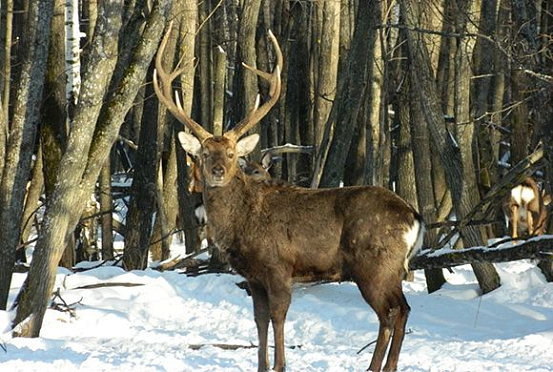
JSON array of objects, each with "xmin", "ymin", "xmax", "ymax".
[{"xmin": 212, "ymin": 165, "xmax": 225, "ymax": 177}]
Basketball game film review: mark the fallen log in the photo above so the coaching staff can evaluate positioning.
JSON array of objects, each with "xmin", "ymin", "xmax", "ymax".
[{"xmin": 410, "ymin": 236, "xmax": 553, "ymax": 271}]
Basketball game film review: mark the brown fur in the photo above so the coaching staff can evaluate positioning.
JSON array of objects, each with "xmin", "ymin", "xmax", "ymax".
[{"xmin": 503, "ymin": 177, "xmax": 551, "ymax": 240}]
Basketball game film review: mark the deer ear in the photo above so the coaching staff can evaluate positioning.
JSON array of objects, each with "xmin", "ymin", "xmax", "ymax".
[
  {"xmin": 178, "ymin": 132, "xmax": 202, "ymax": 157},
  {"xmin": 236, "ymin": 134, "xmax": 260, "ymax": 157}
]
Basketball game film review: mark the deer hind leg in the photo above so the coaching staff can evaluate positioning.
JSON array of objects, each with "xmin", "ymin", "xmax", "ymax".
[
  {"xmin": 355, "ymin": 279, "xmax": 402, "ymax": 372},
  {"xmin": 249, "ymin": 282, "xmax": 270, "ymax": 372},
  {"xmin": 267, "ymin": 279, "xmax": 292, "ymax": 372},
  {"xmin": 383, "ymin": 291, "xmax": 411, "ymax": 372}
]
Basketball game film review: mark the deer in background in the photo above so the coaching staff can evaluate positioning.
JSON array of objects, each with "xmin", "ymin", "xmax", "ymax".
[
  {"xmin": 504, "ymin": 177, "xmax": 551, "ymax": 240},
  {"xmin": 154, "ymin": 25, "xmax": 424, "ymax": 372}
]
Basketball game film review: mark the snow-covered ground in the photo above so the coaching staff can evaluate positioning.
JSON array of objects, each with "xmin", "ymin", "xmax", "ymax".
[{"xmin": 1, "ymin": 240, "xmax": 553, "ymax": 371}]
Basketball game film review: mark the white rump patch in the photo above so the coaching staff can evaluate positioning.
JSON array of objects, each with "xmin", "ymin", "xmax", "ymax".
[
  {"xmin": 403, "ymin": 219, "xmax": 425, "ymax": 274},
  {"xmin": 511, "ymin": 185, "xmax": 536, "ymax": 206}
]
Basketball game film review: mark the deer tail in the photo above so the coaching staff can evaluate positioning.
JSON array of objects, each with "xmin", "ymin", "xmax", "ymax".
[{"xmin": 403, "ymin": 213, "xmax": 425, "ymax": 275}]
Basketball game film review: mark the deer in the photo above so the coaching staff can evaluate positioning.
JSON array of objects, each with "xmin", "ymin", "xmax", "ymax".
[
  {"xmin": 504, "ymin": 177, "xmax": 551, "ymax": 241},
  {"xmin": 154, "ymin": 24, "xmax": 425, "ymax": 372}
]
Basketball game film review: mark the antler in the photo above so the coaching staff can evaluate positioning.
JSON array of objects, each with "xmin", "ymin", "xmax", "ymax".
[
  {"xmin": 226, "ymin": 30, "xmax": 283, "ymax": 141},
  {"xmin": 153, "ymin": 22, "xmax": 211, "ymax": 141}
]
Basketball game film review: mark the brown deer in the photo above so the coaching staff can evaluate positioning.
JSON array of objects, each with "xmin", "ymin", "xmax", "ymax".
[
  {"xmin": 504, "ymin": 177, "xmax": 551, "ymax": 240},
  {"xmin": 154, "ymin": 25, "xmax": 424, "ymax": 372}
]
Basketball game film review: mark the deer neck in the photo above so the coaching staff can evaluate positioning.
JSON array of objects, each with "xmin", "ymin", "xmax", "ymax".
[{"xmin": 202, "ymin": 172, "xmax": 252, "ymax": 248}]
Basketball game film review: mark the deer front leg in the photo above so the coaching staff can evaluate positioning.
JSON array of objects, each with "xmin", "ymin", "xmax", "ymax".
[
  {"xmin": 268, "ymin": 279, "xmax": 292, "ymax": 372},
  {"xmin": 249, "ymin": 282, "xmax": 270, "ymax": 372}
]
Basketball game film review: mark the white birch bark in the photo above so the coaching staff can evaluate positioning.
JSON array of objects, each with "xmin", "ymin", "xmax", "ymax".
[{"xmin": 65, "ymin": 0, "xmax": 82, "ymax": 105}]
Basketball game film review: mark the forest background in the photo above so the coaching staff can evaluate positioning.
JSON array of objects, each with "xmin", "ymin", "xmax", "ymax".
[{"xmin": 0, "ymin": 0, "xmax": 552, "ymax": 339}]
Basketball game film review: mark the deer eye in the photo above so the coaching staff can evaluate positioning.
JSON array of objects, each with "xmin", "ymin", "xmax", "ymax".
[
  {"xmin": 202, "ymin": 150, "xmax": 210, "ymax": 158},
  {"xmin": 227, "ymin": 150, "xmax": 234, "ymax": 158}
]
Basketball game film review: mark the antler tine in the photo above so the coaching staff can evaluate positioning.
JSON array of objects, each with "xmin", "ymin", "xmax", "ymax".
[
  {"xmin": 153, "ymin": 22, "xmax": 211, "ymax": 141},
  {"xmin": 227, "ymin": 30, "xmax": 283, "ymax": 140}
]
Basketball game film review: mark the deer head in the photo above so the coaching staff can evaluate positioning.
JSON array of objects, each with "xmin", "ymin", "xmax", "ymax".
[{"xmin": 153, "ymin": 22, "xmax": 282, "ymax": 189}]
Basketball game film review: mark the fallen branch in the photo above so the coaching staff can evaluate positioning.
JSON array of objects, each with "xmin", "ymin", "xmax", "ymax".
[
  {"xmin": 187, "ymin": 343, "xmax": 302, "ymax": 350},
  {"xmin": 410, "ymin": 236, "xmax": 553, "ymax": 270},
  {"xmin": 153, "ymin": 249, "xmax": 210, "ymax": 271},
  {"xmin": 357, "ymin": 329, "xmax": 413, "ymax": 355},
  {"xmin": 69, "ymin": 282, "xmax": 145, "ymax": 290},
  {"xmin": 50, "ymin": 289, "xmax": 81, "ymax": 318}
]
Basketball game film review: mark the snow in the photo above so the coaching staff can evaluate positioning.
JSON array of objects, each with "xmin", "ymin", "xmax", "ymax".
[{"xmin": 1, "ymin": 247, "xmax": 553, "ymax": 371}]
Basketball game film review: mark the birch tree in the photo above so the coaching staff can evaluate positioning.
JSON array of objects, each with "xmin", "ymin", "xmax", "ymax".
[{"xmin": 65, "ymin": 0, "xmax": 81, "ymax": 109}]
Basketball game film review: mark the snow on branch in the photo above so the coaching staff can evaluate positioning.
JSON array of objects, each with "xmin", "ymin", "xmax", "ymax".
[{"xmin": 410, "ymin": 236, "xmax": 553, "ymax": 271}]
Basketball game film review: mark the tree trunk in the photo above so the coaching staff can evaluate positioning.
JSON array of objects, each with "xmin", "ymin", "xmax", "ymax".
[
  {"xmin": 318, "ymin": 0, "xmax": 377, "ymax": 188},
  {"xmin": 1, "ymin": 0, "xmax": 13, "ymax": 167},
  {"xmin": 0, "ymin": 0, "xmax": 54, "ymax": 310},
  {"xmin": 99, "ymin": 157, "xmax": 114, "ymax": 260},
  {"xmin": 175, "ymin": 0, "xmax": 201, "ymax": 255},
  {"xmin": 122, "ymin": 64, "xmax": 165, "ymax": 270},
  {"xmin": 198, "ymin": 0, "xmax": 212, "ymax": 132},
  {"xmin": 233, "ymin": 0, "xmax": 262, "ymax": 160},
  {"xmin": 473, "ymin": 0, "xmax": 499, "ymax": 193},
  {"xmin": 283, "ymin": 2, "xmax": 309, "ymax": 183},
  {"xmin": 364, "ymin": 4, "xmax": 384, "ymax": 187},
  {"xmin": 313, "ymin": 0, "xmax": 340, "ymax": 149},
  {"xmin": 406, "ymin": 37, "xmax": 446, "ymax": 292},
  {"xmin": 19, "ymin": 142, "xmax": 45, "ymax": 262},
  {"xmin": 452, "ymin": 0, "xmax": 501, "ymax": 294},
  {"xmin": 42, "ymin": 0, "xmax": 74, "ymax": 268}
]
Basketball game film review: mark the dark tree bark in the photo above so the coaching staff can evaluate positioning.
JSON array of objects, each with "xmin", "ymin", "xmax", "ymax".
[
  {"xmin": 537, "ymin": 112, "xmax": 553, "ymax": 280},
  {"xmin": 473, "ymin": 0, "xmax": 500, "ymax": 195},
  {"xmin": 0, "ymin": 0, "xmax": 54, "ymax": 310},
  {"xmin": 318, "ymin": 0, "xmax": 377, "ymax": 188},
  {"xmin": 531, "ymin": 0, "xmax": 553, "ymax": 281},
  {"xmin": 408, "ymin": 58, "xmax": 446, "ymax": 293},
  {"xmin": 198, "ymin": 0, "xmax": 212, "ymax": 131},
  {"xmin": 283, "ymin": 1, "xmax": 309, "ymax": 184},
  {"xmin": 41, "ymin": 0, "xmax": 74, "ymax": 268},
  {"xmin": 19, "ymin": 142, "xmax": 45, "ymax": 262},
  {"xmin": 122, "ymin": 65, "xmax": 164, "ymax": 270},
  {"xmin": 99, "ymin": 156, "xmax": 114, "ymax": 260},
  {"xmin": 176, "ymin": 0, "xmax": 201, "ymax": 255},
  {"xmin": 392, "ymin": 30, "xmax": 417, "ymax": 208},
  {"xmin": 453, "ymin": 0, "xmax": 501, "ymax": 293}
]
